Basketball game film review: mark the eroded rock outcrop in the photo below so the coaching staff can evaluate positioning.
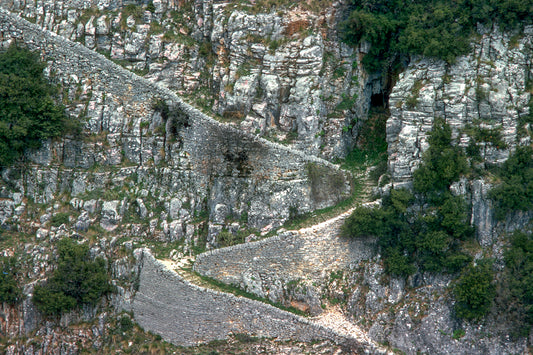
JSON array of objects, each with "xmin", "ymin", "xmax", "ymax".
[
  {"xmin": 388, "ymin": 26, "xmax": 532, "ymax": 186},
  {"xmin": 386, "ymin": 25, "xmax": 533, "ymax": 244}
]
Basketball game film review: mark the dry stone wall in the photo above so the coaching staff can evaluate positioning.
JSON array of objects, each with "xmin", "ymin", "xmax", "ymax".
[
  {"xmin": 0, "ymin": 8, "xmax": 352, "ymax": 242},
  {"xmin": 132, "ymin": 248, "xmax": 374, "ymax": 352},
  {"xmin": 194, "ymin": 209, "xmax": 377, "ymax": 314}
]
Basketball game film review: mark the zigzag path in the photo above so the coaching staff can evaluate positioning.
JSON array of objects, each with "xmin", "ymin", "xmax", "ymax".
[
  {"xmin": 0, "ymin": 7, "xmax": 385, "ymax": 353},
  {"xmin": 160, "ymin": 167, "xmax": 390, "ymax": 354}
]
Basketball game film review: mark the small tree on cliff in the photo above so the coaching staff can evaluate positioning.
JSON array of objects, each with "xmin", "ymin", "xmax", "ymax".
[
  {"xmin": 0, "ymin": 43, "xmax": 76, "ymax": 167},
  {"xmin": 32, "ymin": 239, "xmax": 114, "ymax": 317}
]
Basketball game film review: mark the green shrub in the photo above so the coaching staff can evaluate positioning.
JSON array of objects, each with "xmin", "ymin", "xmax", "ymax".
[
  {"xmin": 146, "ymin": 1, "xmax": 156, "ymax": 13},
  {"xmin": 217, "ymin": 229, "xmax": 245, "ymax": 248},
  {"xmin": 120, "ymin": 4, "xmax": 143, "ymax": 29},
  {"xmin": 489, "ymin": 146, "xmax": 533, "ymax": 220},
  {"xmin": 343, "ymin": 119, "xmax": 473, "ymax": 277},
  {"xmin": 50, "ymin": 212, "xmax": 70, "ymax": 227},
  {"xmin": 233, "ymin": 333, "xmax": 258, "ymax": 343},
  {"xmin": 413, "ymin": 118, "xmax": 468, "ymax": 195},
  {"xmin": 452, "ymin": 328, "xmax": 466, "ymax": 339},
  {"xmin": 383, "ymin": 247, "xmax": 416, "ymax": 277},
  {"xmin": 335, "ymin": 93, "xmax": 357, "ymax": 110},
  {"xmin": 454, "ymin": 260, "xmax": 495, "ymax": 321},
  {"xmin": 0, "ymin": 257, "xmax": 23, "ymax": 304},
  {"xmin": 341, "ymin": 204, "xmax": 388, "ymax": 239},
  {"xmin": 119, "ymin": 315, "xmax": 134, "ymax": 332},
  {"xmin": 0, "ymin": 44, "xmax": 74, "ymax": 166},
  {"xmin": 498, "ymin": 231, "xmax": 533, "ymax": 336},
  {"xmin": 32, "ymin": 238, "xmax": 113, "ymax": 316}
]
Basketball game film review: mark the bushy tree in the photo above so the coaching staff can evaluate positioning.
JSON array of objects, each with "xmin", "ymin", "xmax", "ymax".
[
  {"xmin": 454, "ymin": 260, "xmax": 495, "ymax": 320},
  {"xmin": 0, "ymin": 44, "xmax": 74, "ymax": 167},
  {"xmin": 0, "ymin": 257, "xmax": 23, "ymax": 304},
  {"xmin": 489, "ymin": 146, "xmax": 533, "ymax": 220},
  {"xmin": 413, "ymin": 118, "xmax": 468, "ymax": 196},
  {"xmin": 497, "ymin": 231, "xmax": 533, "ymax": 335},
  {"xmin": 342, "ymin": 0, "xmax": 533, "ymax": 71},
  {"xmin": 32, "ymin": 239, "xmax": 113, "ymax": 317}
]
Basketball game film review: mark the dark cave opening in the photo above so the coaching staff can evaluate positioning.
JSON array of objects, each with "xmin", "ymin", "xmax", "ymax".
[{"xmin": 370, "ymin": 92, "xmax": 387, "ymax": 109}]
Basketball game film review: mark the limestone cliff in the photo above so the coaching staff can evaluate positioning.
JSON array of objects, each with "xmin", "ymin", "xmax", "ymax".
[
  {"xmin": 1, "ymin": 0, "xmax": 383, "ymax": 159},
  {"xmin": 387, "ymin": 26, "xmax": 533, "ymax": 245},
  {"xmin": 194, "ymin": 24, "xmax": 533, "ymax": 355}
]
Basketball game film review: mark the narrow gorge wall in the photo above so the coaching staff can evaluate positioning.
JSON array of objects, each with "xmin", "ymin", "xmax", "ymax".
[{"xmin": 0, "ymin": 8, "xmax": 351, "ymax": 244}]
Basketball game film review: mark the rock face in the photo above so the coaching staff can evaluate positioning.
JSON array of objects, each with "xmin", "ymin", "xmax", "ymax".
[
  {"xmin": 0, "ymin": 8, "xmax": 351, "ymax": 238},
  {"xmin": 1, "ymin": 0, "xmax": 383, "ymax": 159},
  {"xmin": 0, "ymin": 7, "xmax": 355, "ymax": 353},
  {"xmin": 387, "ymin": 27, "xmax": 532, "ymax": 186},
  {"xmin": 386, "ymin": 25, "xmax": 533, "ymax": 244}
]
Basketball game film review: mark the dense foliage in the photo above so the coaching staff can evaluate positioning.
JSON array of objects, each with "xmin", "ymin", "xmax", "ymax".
[
  {"xmin": 0, "ymin": 257, "xmax": 23, "ymax": 304},
  {"xmin": 453, "ymin": 259, "xmax": 495, "ymax": 320},
  {"xmin": 0, "ymin": 44, "xmax": 72, "ymax": 167},
  {"xmin": 32, "ymin": 239, "xmax": 113, "ymax": 317},
  {"xmin": 343, "ymin": 117, "xmax": 533, "ymax": 323},
  {"xmin": 489, "ymin": 146, "xmax": 533, "ymax": 220},
  {"xmin": 342, "ymin": 0, "xmax": 533, "ymax": 71},
  {"xmin": 342, "ymin": 119, "xmax": 502, "ymax": 320},
  {"xmin": 495, "ymin": 231, "xmax": 533, "ymax": 336},
  {"xmin": 342, "ymin": 119, "xmax": 473, "ymax": 277},
  {"xmin": 413, "ymin": 119, "xmax": 469, "ymax": 196}
]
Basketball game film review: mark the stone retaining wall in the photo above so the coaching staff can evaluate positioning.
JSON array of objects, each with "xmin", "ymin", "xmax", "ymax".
[
  {"xmin": 132, "ymin": 249, "xmax": 370, "ymax": 352},
  {"xmin": 194, "ymin": 212, "xmax": 377, "ymax": 310}
]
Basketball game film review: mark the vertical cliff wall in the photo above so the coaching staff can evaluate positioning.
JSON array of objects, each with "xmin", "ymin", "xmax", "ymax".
[
  {"xmin": 387, "ymin": 27, "xmax": 532, "ymax": 186},
  {"xmin": 386, "ymin": 26, "xmax": 533, "ymax": 245}
]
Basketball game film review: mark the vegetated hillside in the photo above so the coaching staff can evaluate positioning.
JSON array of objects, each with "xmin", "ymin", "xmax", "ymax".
[
  {"xmin": 339, "ymin": 0, "xmax": 533, "ymax": 353},
  {"xmin": 342, "ymin": 0, "xmax": 533, "ymax": 71}
]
